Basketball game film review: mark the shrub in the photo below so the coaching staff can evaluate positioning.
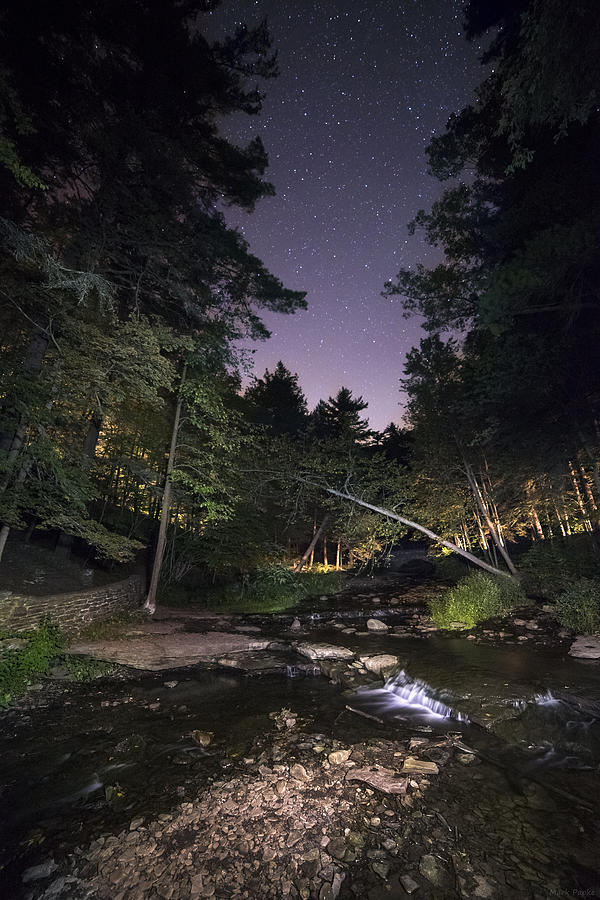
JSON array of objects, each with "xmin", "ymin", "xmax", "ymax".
[
  {"xmin": 553, "ymin": 578, "xmax": 600, "ymax": 633},
  {"xmin": 519, "ymin": 536, "xmax": 600, "ymax": 598},
  {"xmin": 430, "ymin": 571, "xmax": 525, "ymax": 629},
  {"xmin": 0, "ymin": 617, "xmax": 64, "ymax": 706}
]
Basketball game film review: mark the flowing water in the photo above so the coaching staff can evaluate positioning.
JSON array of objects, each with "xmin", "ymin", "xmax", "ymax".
[{"xmin": 1, "ymin": 600, "xmax": 600, "ymax": 896}]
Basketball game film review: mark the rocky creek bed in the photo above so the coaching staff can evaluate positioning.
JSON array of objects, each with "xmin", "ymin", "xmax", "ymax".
[{"xmin": 2, "ymin": 577, "xmax": 600, "ymax": 898}]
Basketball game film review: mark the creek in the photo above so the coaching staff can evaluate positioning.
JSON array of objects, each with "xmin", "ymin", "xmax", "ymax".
[{"xmin": 1, "ymin": 583, "xmax": 600, "ymax": 897}]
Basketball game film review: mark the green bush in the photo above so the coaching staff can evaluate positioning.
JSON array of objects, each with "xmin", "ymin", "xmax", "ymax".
[
  {"xmin": 0, "ymin": 617, "xmax": 64, "ymax": 706},
  {"xmin": 519, "ymin": 536, "xmax": 600, "ymax": 598},
  {"xmin": 430, "ymin": 572, "xmax": 525, "ymax": 629},
  {"xmin": 553, "ymin": 578, "xmax": 600, "ymax": 633}
]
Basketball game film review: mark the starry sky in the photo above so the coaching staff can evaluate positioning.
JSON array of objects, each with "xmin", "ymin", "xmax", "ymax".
[{"xmin": 208, "ymin": 0, "xmax": 485, "ymax": 430}]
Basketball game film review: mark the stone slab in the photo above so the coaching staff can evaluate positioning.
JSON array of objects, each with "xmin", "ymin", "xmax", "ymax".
[{"xmin": 69, "ymin": 632, "xmax": 271, "ymax": 671}]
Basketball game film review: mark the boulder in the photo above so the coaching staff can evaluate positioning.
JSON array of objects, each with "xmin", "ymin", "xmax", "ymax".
[
  {"xmin": 366, "ymin": 618, "xmax": 389, "ymax": 632},
  {"xmin": 359, "ymin": 654, "xmax": 400, "ymax": 677},
  {"xmin": 296, "ymin": 642, "xmax": 354, "ymax": 660},
  {"xmin": 569, "ymin": 635, "xmax": 600, "ymax": 659}
]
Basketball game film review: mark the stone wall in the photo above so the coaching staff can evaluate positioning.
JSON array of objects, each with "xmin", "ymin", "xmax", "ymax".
[{"xmin": 0, "ymin": 574, "xmax": 144, "ymax": 634}]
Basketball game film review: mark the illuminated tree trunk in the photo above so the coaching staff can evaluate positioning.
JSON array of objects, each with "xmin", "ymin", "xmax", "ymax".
[
  {"xmin": 336, "ymin": 538, "xmax": 341, "ymax": 570},
  {"xmin": 295, "ymin": 515, "xmax": 330, "ymax": 573},
  {"xmin": 144, "ymin": 363, "xmax": 187, "ymax": 614}
]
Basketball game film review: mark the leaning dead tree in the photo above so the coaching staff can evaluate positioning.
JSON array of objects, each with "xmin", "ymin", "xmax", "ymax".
[{"xmin": 299, "ymin": 479, "xmax": 518, "ymax": 580}]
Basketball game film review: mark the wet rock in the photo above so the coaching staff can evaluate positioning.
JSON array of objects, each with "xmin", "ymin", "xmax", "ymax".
[
  {"xmin": 569, "ymin": 635, "xmax": 600, "ymax": 658},
  {"xmin": 419, "ymin": 853, "xmax": 448, "ymax": 888},
  {"xmin": 399, "ymin": 873, "xmax": 419, "ymax": 894},
  {"xmin": 296, "ymin": 642, "xmax": 354, "ymax": 660},
  {"xmin": 114, "ymin": 733, "xmax": 147, "ymax": 755},
  {"xmin": 290, "ymin": 617, "xmax": 302, "ymax": 631},
  {"xmin": 359, "ymin": 654, "xmax": 400, "ymax": 677},
  {"xmin": 191, "ymin": 730, "xmax": 213, "ymax": 747},
  {"xmin": 22, "ymin": 859, "xmax": 58, "ymax": 882},
  {"xmin": 164, "ymin": 680, "xmax": 178, "ymax": 688},
  {"xmin": 366, "ymin": 619, "xmax": 389, "ymax": 632},
  {"xmin": 371, "ymin": 861, "xmax": 390, "ymax": 879}
]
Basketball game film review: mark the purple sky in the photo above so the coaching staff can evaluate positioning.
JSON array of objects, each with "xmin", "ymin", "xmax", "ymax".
[{"xmin": 209, "ymin": 1, "xmax": 484, "ymax": 430}]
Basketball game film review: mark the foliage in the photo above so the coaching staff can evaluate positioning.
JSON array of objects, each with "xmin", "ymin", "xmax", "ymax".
[
  {"xmin": 0, "ymin": 617, "xmax": 63, "ymax": 706},
  {"xmin": 518, "ymin": 537, "xmax": 600, "ymax": 598},
  {"xmin": 552, "ymin": 578, "xmax": 600, "ymax": 634},
  {"xmin": 159, "ymin": 568, "xmax": 345, "ymax": 614},
  {"xmin": 60, "ymin": 655, "xmax": 118, "ymax": 681},
  {"xmin": 429, "ymin": 572, "xmax": 525, "ymax": 629}
]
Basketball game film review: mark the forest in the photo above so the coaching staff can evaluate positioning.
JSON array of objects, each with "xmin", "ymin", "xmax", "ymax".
[
  {"xmin": 2, "ymin": 3, "xmax": 600, "ymax": 899},
  {"xmin": 0, "ymin": 0, "xmax": 599, "ymax": 624}
]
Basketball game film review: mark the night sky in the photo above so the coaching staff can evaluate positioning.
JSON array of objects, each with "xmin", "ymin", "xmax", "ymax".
[{"xmin": 208, "ymin": 1, "xmax": 484, "ymax": 430}]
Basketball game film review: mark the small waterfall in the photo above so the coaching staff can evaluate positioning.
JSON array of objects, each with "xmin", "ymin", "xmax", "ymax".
[{"xmin": 380, "ymin": 670, "xmax": 469, "ymax": 722}]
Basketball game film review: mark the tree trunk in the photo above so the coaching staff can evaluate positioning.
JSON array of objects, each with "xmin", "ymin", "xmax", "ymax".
[
  {"xmin": 144, "ymin": 363, "xmax": 187, "ymax": 614},
  {"xmin": 295, "ymin": 515, "xmax": 330, "ymax": 573},
  {"xmin": 308, "ymin": 515, "xmax": 316, "ymax": 569},
  {"xmin": 463, "ymin": 461, "xmax": 519, "ymax": 576},
  {"xmin": 308, "ymin": 483, "xmax": 517, "ymax": 579},
  {"xmin": 323, "ymin": 534, "xmax": 328, "ymax": 567},
  {"xmin": 336, "ymin": 538, "xmax": 341, "ymax": 570}
]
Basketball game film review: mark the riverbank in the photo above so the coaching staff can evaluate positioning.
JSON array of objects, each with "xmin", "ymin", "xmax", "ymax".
[
  {"xmin": 15, "ymin": 704, "xmax": 597, "ymax": 900},
  {"xmin": 2, "ymin": 576, "xmax": 600, "ymax": 898}
]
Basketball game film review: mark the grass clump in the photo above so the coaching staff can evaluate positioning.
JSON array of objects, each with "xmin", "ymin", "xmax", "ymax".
[
  {"xmin": 430, "ymin": 571, "xmax": 525, "ymax": 629},
  {"xmin": 0, "ymin": 617, "xmax": 64, "ymax": 706},
  {"xmin": 553, "ymin": 578, "xmax": 600, "ymax": 633}
]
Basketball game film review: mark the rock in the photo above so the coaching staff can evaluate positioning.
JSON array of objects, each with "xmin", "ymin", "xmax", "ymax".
[
  {"xmin": 456, "ymin": 752, "xmax": 479, "ymax": 766},
  {"xmin": 328, "ymin": 749, "xmax": 351, "ymax": 765},
  {"xmin": 399, "ymin": 874, "xmax": 419, "ymax": 894},
  {"xmin": 296, "ymin": 642, "xmax": 354, "ymax": 660},
  {"xmin": 327, "ymin": 837, "xmax": 347, "ymax": 860},
  {"xmin": 114, "ymin": 733, "xmax": 147, "ymax": 755},
  {"xmin": 401, "ymin": 757, "xmax": 439, "ymax": 775},
  {"xmin": 366, "ymin": 619, "xmax": 389, "ymax": 632},
  {"xmin": 371, "ymin": 861, "xmax": 390, "ymax": 879},
  {"xmin": 472, "ymin": 875, "xmax": 497, "ymax": 898},
  {"xmin": 290, "ymin": 763, "xmax": 310, "ymax": 782},
  {"xmin": 163, "ymin": 680, "xmax": 178, "ymax": 688},
  {"xmin": 69, "ymin": 632, "xmax": 272, "ymax": 671},
  {"xmin": 419, "ymin": 853, "xmax": 447, "ymax": 887},
  {"xmin": 359, "ymin": 654, "xmax": 400, "ymax": 677},
  {"xmin": 22, "ymin": 860, "xmax": 58, "ymax": 883},
  {"xmin": 191, "ymin": 730, "xmax": 213, "ymax": 747},
  {"xmin": 346, "ymin": 766, "xmax": 408, "ymax": 794},
  {"xmin": 0, "ymin": 638, "xmax": 27, "ymax": 652},
  {"xmin": 569, "ymin": 635, "xmax": 600, "ymax": 658},
  {"xmin": 332, "ymin": 872, "xmax": 345, "ymax": 898},
  {"xmin": 290, "ymin": 617, "xmax": 302, "ymax": 631}
]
